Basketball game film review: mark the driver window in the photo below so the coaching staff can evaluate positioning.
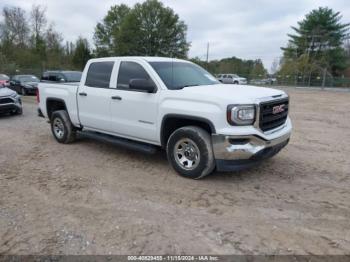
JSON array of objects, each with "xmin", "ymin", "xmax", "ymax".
[{"xmin": 117, "ymin": 61, "xmax": 152, "ymax": 90}]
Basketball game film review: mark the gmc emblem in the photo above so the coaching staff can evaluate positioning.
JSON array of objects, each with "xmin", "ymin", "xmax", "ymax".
[{"xmin": 272, "ymin": 104, "xmax": 285, "ymax": 114}]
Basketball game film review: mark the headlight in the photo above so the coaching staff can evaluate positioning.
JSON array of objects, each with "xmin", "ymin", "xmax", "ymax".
[
  {"xmin": 227, "ymin": 105, "xmax": 255, "ymax": 125},
  {"xmin": 11, "ymin": 93, "xmax": 18, "ymax": 98}
]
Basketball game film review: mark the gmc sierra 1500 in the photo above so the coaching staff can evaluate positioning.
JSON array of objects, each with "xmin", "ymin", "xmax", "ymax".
[{"xmin": 38, "ymin": 57, "xmax": 292, "ymax": 179}]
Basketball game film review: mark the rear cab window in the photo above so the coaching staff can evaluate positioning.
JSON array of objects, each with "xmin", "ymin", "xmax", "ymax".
[{"xmin": 85, "ymin": 61, "xmax": 114, "ymax": 88}]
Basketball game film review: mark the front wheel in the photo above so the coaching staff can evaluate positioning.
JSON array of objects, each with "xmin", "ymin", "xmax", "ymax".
[
  {"xmin": 50, "ymin": 110, "xmax": 76, "ymax": 144},
  {"xmin": 166, "ymin": 126, "xmax": 215, "ymax": 179}
]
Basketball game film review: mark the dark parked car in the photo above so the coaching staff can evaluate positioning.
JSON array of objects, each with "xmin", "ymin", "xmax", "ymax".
[
  {"xmin": 41, "ymin": 71, "xmax": 82, "ymax": 83},
  {"xmin": 0, "ymin": 74, "xmax": 10, "ymax": 87},
  {"xmin": 0, "ymin": 84, "xmax": 22, "ymax": 115},
  {"xmin": 10, "ymin": 75, "xmax": 40, "ymax": 95}
]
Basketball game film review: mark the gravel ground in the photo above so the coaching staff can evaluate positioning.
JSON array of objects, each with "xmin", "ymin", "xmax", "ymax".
[{"xmin": 0, "ymin": 88, "xmax": 349, "ymax": 255}]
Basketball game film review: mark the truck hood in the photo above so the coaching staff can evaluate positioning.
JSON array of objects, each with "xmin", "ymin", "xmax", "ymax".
[
  {"xmin": 0, "ymin": 87, "xmax": 16, "ymax": 97},
  {"xmin": 182, "ymin": 84, "xmax": 285, "ymax": 104}
]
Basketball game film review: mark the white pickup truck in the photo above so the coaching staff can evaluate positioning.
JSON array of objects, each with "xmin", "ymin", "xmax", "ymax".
[{"xmin": 38, "ymin": 57, "xmax": 292, "ymax": 179}]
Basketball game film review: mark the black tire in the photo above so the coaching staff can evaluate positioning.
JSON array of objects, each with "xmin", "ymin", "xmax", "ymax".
[
  {"xmin": 21, "ymin": 87, "xmax": 27, "ymax": 95},
  {"xmin": 233, "ymin": 81, "xmax": 239, "ymax": 84},
  {"xmin": 166, "ymin": 126, "xmax": 215, "ymax": 179},
  {"xmin": 50, "ymin": 110, "xmax": 76, "ymax": 144}
]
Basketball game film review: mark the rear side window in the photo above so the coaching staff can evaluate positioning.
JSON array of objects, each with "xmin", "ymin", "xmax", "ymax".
[
  {"xmin": 85, "ymin": 62, "xmax": 114, "ymax": 88},
  {"xmin": 41, "ymin": 73, "xmax": 49, "ymax": 81},
  {"xmin": 48, "ymin": 74, "xmax": 58, "ymax": 81},
  {"xmin": 117, "ymin": 61, "xmax": 151, "ymax": 90}
]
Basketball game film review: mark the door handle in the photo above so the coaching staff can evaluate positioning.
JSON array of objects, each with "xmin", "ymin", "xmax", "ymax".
[
  {"xmin": 79, "ymin": 92, "xmax": 87, "ymax": 96},
  {"xmin": 111, "ymin": 96, "xmax": 122, "ymax": 100}
]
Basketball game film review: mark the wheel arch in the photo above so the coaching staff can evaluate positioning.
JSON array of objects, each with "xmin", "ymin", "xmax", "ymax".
[
  {"xmin": 46, "ymin": 97, "xmax": 67, "ymax": 120},
  {"xmin": 160, "ymin": 114, "xmax": 216, "ymax": 148}
]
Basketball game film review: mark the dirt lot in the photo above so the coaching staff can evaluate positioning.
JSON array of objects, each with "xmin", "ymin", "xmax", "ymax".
[{"xmin": 0, "ymin": 88, "xmax": 349, "ymax": 255}]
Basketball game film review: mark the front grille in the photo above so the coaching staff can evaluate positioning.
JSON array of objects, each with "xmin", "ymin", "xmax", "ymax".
[
  {"xmin": 0, "ymin": 97, "xmax": 13, "ymax": 104},
  {"xmin": 259, "ymin": 98, "xmax": 289, "ymax": 132}
]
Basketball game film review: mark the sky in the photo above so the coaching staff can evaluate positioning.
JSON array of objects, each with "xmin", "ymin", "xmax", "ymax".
[{"xmin": 0, "ymin": 0, "xmax": 349, "ymax": 71}]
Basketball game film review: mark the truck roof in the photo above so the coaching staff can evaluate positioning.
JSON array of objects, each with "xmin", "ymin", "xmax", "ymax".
[{"xmin": 88, "ymin": 56, "xmax": 190, "ymax": 63}]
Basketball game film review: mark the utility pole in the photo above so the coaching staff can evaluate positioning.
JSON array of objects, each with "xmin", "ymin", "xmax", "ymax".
[{"xmin": 206, "ymin": 42, "xmax": 209, "ymax": 68}]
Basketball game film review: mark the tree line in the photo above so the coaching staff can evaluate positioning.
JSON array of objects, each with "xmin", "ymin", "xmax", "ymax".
[
  {"xmin": 0, "ymin": 5, "xmax": 92, "ymax": 74},
  {"xmin": 0, "ymin": 0, "xmax": 270, "ymax": 78},
  {"xmin": 192, "ymin": 57, "xmax": 267, "ymax": 79},
  {"xmin": 1, "ymin": 1, "xmax": 349, "ymax": 83}
]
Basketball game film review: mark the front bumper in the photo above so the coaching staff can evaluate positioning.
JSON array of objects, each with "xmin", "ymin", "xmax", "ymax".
[
  {"xmin": 212, "ymin": 131, "xmax": 291, "ymax": 172},
  {"xmin": 0, "ymin": 103, "xmax": 21, "ymax": 114},
  {"xmin": 0, "ymin": 96, "xmax": 22, "ymax": 114}
]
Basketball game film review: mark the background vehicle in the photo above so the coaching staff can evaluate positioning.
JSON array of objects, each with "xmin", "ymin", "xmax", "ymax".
[
  {"xmin": 38, "ymin": 57, "xmax": 291, "ymax": 179},
  {"xmin": 0, "ymin": 74, "xmax": 10, "ymax": 87},
  {"xmin": 41, "ymin": 71, "xmax": 82, "ymax": 83},
  {"xmin": 10, "ymin": 75, "xmax": 39, "ymax": 95},
  {"xmin": 250, "ymin": 78, "xmax": 277, "ymax": 85},
  {"xmin": 217, "ymin": 74, "xmax": 247, "ymax": 84},
  {"xmin": 0, "ymin": 84, "xmax": 22, "ymax": 115}
]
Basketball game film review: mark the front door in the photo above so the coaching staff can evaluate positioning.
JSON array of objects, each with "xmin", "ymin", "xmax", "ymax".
[{"xmin": 110, "ymin": 60, "xmax": 159, "ymax": 143}]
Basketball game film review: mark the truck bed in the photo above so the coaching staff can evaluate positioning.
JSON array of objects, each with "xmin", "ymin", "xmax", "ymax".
[{"xmin": 38, "ymin": 82, "xmax": 80, "ymax": 126}]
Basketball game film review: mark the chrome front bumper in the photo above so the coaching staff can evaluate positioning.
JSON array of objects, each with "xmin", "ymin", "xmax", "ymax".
[{"xmin": 212, "ymin": 131, "xmax": 291, "ymax": 161}]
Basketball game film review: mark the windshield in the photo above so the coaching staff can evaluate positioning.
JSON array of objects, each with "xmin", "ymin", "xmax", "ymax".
[
  {"xmin": 0, "ymin": 74, "xmax": 9, "ymax": 81},
  {"xmin": 64, "ymin": 72, "xmax": 82, "ymax": 82},
  {"xmin": 19, "ymin": 75, "xmax": 39, "ymax": 83},
  {"xmin": 149, "ymin": 61, "xmax": 219, "ymax": 90}
]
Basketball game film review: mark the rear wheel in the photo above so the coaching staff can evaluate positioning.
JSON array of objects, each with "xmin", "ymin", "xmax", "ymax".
[
  {"xmin": 50, "ymin": 110, "xmax": 76, "ymax": 144},
  {"xmin": 166, "ymin": 126, "xmax": 215, "ymax": 179}
]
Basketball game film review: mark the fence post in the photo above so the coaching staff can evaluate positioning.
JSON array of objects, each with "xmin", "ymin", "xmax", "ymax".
[{"xmin": 321, "ymin": 68, "xmax": 326, "ymax": 89}]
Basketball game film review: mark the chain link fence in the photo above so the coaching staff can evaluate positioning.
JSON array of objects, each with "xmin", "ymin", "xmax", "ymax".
[{"xmin": 247, "ymin": 75, "xmax": 350, "ymax": 88}]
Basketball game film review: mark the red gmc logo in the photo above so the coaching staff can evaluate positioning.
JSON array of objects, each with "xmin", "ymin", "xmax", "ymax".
[{"xmin": 272, "ymin": 104, "xmax": 285, "ymax": 114}]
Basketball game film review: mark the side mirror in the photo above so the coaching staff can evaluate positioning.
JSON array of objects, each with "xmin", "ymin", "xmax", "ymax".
[
  {"xmin": 129, "ymin": 79, "xmax": 156, "ymax": 93},
  {"xmin": 59, "ymin": 78, "xmax": 65, "ymax": 82}
]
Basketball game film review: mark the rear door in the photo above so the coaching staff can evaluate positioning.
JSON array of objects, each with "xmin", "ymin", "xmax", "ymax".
[
  {"xmin": 109, "ymin": 60, "xmax": 160, "ymax": 143},
  {"xmin": 77, "ymin": 61, "xmax": 115, "ymax": 132},
  {"xmin": 224, "ymin": 75, "xmax": 233, "ymax": 84}
]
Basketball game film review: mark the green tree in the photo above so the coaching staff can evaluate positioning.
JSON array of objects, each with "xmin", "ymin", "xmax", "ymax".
[
  {"xmin": 0, "ymin": 6, "xmax": 29, "ymax": 47},
  {"xmin": 72, "ymin": 37, "xmax": 92, "ymax": 70},
  {"xmin": 250, "ymin": 59, "xmax": 267, "ymax": 79},
  {"xmin": 29, "ymin": 5, "xmax": 47, "ymax": 62},
  {"xmin": 93, "ymin": 4, "xmax": 130, "ymax": 56},
  {"xmin": 281, "ymin": 7, "xmax": 349, "ymax": 77},
  {"xmin": 93, "ymin": 0, "xmax": 190, "ymax": 58}
]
